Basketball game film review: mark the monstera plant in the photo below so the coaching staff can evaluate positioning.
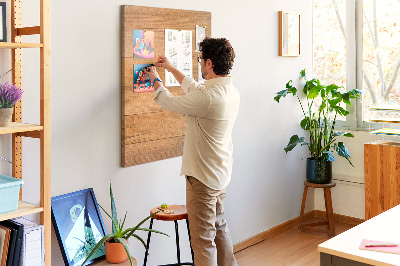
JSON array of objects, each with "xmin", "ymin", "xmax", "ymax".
[{"xmin": 274, "ymin": 69, "xmax": 362, "ymax": 183}]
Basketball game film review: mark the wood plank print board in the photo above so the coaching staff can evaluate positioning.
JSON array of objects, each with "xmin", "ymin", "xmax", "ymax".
[{"xmin": 121, "ymin": 6, "xmax": 211, "ymax": 167}]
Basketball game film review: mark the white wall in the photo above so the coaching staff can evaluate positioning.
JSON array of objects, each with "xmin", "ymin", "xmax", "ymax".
[{"xmin": 0, "ymin": 0, "xmax": 314, "ymax": 265}]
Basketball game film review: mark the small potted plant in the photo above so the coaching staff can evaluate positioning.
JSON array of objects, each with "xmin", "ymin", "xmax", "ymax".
[
  {"xmin": 274, "ymin": 69, "xmax": 362, "ymax": 183},
  {"xmin": 0, "ymin": 82, "xmax": 23, "ymax": 127},
  {"xmin": 81, "ymin": 183, "xmax": 168, "ymax": 266}
]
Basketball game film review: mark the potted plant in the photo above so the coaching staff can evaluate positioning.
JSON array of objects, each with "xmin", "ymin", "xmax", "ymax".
[
  {"xmin": 274, "ymin": 69, "xmax": 362, "ymax": 184},
  {"xmin": 0, "ymin": 82, "xmax": 23, "ymax": 127},
  {"xmin": 81, "ymin": 183, "xmax": 168, "ymax": 266}
]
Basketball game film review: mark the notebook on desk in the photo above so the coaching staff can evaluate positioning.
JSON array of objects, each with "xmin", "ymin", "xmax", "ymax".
[{"xmin": 360, "ymin": 239, "xmax": 400, "ymax": 255}]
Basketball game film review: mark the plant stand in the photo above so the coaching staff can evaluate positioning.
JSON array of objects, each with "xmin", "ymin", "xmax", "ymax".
[{"xmin": 298, "ymin": 181, "xmax": 336, "ymax": 237}]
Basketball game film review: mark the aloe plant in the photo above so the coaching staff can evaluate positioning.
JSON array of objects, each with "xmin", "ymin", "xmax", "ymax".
[
  {"xmin": 274, "ymin": 69, "xmax": 362, "ymax": 166},
  {"xmin": 81, "ymin": 183, "xmax": 168, "ymax": 266}
]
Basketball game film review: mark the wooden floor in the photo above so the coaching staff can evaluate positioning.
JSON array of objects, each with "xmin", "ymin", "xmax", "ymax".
[{"xmin": 234, "ymin": 217, "xmax": 354, "ymax": 266}]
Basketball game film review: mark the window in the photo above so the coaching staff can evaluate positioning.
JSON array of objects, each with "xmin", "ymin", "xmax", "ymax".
[{"xmin": 313, "ymin": 0, "xmax": 400, "ymax": 130}]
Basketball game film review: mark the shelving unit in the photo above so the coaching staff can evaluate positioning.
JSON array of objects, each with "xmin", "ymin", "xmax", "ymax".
[
  {"xmin": 368, "ymin": 106, "xmax": 400, "ymax": 136},
  {"xmin": 0, "ymin": 0, "xmax": 51, "ymax": 265},
  {"xmin": 365, "ymin": 106, "xmax": 400, "ymax": 220}
]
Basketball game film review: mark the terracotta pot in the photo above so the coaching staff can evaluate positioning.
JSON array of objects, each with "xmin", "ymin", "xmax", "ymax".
[
  {"xmin": 105, "ymin": 238, "xmax": 128, "ymax": 264},
  {"xmin": 0, "ymin": 108, "xmax": 13, "ymax": 127}
]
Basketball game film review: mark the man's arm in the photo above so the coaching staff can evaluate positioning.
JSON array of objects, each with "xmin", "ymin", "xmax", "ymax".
[{"xmin": 155, "ymin": 56, "xmax": 185, "ymax": 85}]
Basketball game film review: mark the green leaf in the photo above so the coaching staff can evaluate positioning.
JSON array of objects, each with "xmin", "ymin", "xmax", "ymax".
[
  {"xmin": 98, "ymin": 204, "xmax": 120, "ymax": 236},
  {"xmin": 122, "ymin": 211, "xmax": 160, "ymax": 239},
  {"xmin": 331, "ymin": 106, "xmax": 349, "ymax": 116},
  {"xmin": 335, "ymin": 142, "xmax": 354, "ymax": 167},
  {"xmin": 328, "ymin": 97, "xmax": 342, "ymax": 108},
  {"xmin": 308, "ymin": 85, "xmax": 320, "ymax": 99},
  {"xmin": 286, "ymin": 80, "xmax": 292, "ymax": 89},
  {"xmin": 115, "ymin": 238, "xmax": 133, "ymax": 266},
  {"xmin": 120, "ymin": 211, "xmax": 127, "ymax": 232},
  {"xmin": 332, "ymin": 131, "xmax": 345, "ymax": 137},
  {"xmin": 131, "ymin": 234, "xmax": 148, "ymax": 250},
  {"xmin": 81, "ymin": 234, "xmax": 115, "ymax": 266},
  {"xmin": 318, "ymin": 101, "xmax": 326, "ymax": 113},
  {"xmin": 300, "ymin": 117, "xmax": 310, "ymax": 130},
  {"xmin": 341, "ymin": 92, "xmax": 351, "ymax": 105},
  {"xmin": 136, "ymin": 227, "xmax": 170, "ymax": 237},
  {"xmin": 321, "ymin": 151, "xmax": 335, "ymax": 162},
  {"xmin": 325, "ymin": 84, "xmax": 339, "ymax": 94},
  {"xmin": 284, "ymin": 135, "xmax": 305, "ymax": 153},
  {"xmin": 110, "ymin": 182, "xmax": 118, "ymax": 234},
  {"xmin": 274, "ymin": 89, "xmax": 288, "ymax": 103},
  {"xmin": 343, "ymin": 133, "xmax": 354, "ymax": 137},
  {"xmin": 300, "ymin": 69, "xmax": 306, "ymax": 78}
]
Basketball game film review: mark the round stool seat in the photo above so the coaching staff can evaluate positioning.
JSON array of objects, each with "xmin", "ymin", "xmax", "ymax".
[
  {"xmin": 150, "ymin": 205, "xmax": 188, "ymax": 221},
  {"xmin": 304, "ymin": 181, "xmax": 336, "ymax": 188}
]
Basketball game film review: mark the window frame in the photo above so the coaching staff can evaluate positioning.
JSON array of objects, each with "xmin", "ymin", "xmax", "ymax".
[{"xmin": 315, "ymin": 0, "xmax": 400, "ymax": 131}]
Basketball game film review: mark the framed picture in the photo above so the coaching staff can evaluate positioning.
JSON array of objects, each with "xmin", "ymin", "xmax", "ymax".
[
  {"xmin": 51, "ymin": 188, "xmax": 107, "ymax": 266},
  {"xmin": 279, "ymin": 11, "xmax": 300, "ymax": 56},
  {"xmin": 0, "ymin": 2, "xmax": 6, "ymax": 42}
]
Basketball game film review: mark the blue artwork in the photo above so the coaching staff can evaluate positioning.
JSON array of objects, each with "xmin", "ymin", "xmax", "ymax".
[{"xmin": 51, "ymin": 188, "xmax": 107, "ymax": 266}]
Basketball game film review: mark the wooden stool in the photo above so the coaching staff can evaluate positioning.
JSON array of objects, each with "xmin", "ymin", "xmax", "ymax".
[
  {"xmin": 143, "ymin": 205, "xmax": 194, "ymax": 266},
  {"xmin": 298, "ymin": 181, "xmax": 336, "ymax": 237}
]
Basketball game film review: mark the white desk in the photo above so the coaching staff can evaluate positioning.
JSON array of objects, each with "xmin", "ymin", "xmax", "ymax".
[{"xmin": 318, "ymin": 205, "xmax": 400, "ymax": 266}]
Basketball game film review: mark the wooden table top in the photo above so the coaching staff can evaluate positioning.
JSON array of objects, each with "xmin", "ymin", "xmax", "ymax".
[
  {"xmin": 150, "ymin": 204, "xmax": 188, "ymax": 221},
  {"xmin": 318, "ymin": 204, "xmax": 400, "ymax": 265}
]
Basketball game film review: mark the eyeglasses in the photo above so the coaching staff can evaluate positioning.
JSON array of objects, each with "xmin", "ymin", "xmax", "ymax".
[{"xmin": 197, "ymin": 57, "xmax": 203, "ymax": 63}]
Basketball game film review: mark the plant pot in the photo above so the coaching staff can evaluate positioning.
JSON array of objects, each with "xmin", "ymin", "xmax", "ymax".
[
  {"xmin": 306, "ymin": 158, "xmax": 332, "ymax": 184},
  {"xmin": 105, "ymin": 238, "xmax": 128, "ymax": 264},
  {"xmin": 0, "ymin": 108, "xmax": 13, "ymax": 127}
]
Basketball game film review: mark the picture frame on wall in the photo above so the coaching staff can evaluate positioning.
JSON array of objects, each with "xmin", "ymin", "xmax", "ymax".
[
  {"xmin": 51, "ymin": 188, "xmax": 107, "ymax": 266},
  {"xmin": 279, "ymin": 11, "xmax": 300, "ymax": 56},
  {"xmin": 0, "ymin": 2, "xmax": 6, "ymax": 42}
]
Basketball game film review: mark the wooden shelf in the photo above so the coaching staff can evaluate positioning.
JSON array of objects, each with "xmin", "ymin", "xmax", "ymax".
[
  {"xmin": 0, "ymin": 42, "xmax": 43, "ymax": 49},
  {"xmin": 0, "ymin": 122, "xmax": 42, "ymax": 134},
  {"xmin": 0, "ymin": 201, "xmax": 43, "ymax": 222}
]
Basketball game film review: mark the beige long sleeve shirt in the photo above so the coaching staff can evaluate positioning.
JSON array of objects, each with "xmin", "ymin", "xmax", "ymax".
[{"xmin": 154, "ymin": 76, "xmax": 240, "ymax": 190}]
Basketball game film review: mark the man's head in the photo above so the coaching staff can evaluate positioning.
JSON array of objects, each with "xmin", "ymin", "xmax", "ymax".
[{"xmin": 199, "ymin": 38, "xmax": 235, "ymax": 79}]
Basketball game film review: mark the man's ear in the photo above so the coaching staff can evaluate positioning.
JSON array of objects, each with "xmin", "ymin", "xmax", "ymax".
[{"xmin": 206, "ymin": 59, "xmax": 213, "ymax": 69}]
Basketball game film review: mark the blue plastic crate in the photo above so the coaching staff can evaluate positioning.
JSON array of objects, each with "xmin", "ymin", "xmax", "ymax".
[{"xmin": 0, "ymin": 175, "xmax": 24, "ymax": 214}]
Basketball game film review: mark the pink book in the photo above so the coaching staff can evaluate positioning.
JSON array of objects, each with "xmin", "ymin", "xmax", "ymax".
[{"xmin": 359, "ymin": 239, "xmax": 400, "ymax": 255}]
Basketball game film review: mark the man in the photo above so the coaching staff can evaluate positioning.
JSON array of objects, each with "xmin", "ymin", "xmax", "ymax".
[{"xmin": 145, "ymin": 38, "xmax": 239, "ymax": 266}]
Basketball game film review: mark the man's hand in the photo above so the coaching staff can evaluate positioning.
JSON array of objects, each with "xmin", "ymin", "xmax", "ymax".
[
  {"xmin": 143, "ymin": 66, "xmax": 160, "ymax": 83},
  {"xmin": 155, "ymin": 56, "xmax": 175, "ymax": 72}
]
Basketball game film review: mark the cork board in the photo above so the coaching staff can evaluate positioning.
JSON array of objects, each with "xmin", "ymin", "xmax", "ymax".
[{"xmin": 121, "ymin": 5, "xmax": 211, "ymax": 167}]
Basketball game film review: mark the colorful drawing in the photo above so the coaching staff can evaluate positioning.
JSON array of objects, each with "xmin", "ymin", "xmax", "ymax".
[
  {"xmin": 133, "ymin": 30, "xmax": 155, "ymax": 59},
  {"xmin": 133, "ymin": 64, "xmax": 154, "ymax": 93}
]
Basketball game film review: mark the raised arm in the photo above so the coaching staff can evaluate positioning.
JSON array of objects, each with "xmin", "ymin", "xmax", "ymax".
[{"xmin": 155, "ymin": 56, "xmax": 185, "ymax": 85}]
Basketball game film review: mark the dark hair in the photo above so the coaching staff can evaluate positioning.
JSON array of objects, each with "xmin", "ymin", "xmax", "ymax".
[{"xmin": 199, "ymin": 38, "xmax": 235, "ymax": 75}]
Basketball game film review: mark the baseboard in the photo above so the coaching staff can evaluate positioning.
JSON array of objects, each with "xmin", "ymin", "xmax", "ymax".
[
  {"xmin": 233, "ymin": 210, "xmax": 365, "ymax": 253},
  {"xmin": 233, "ymin": 210, "xmax": 315, "ymax": 253},
  {"xmin": 314, "ymin": 210, "xmax": 364, "ymax": 225}
]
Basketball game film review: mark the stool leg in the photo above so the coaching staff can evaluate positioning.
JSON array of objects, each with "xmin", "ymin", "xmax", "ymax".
[
  {"xmin": 143, "ymin": 218, "xmax": 154, "ymax": 266},
  {"xmin": 298, "ymin": 185, "xmax": 308, "ymax": 231},
  {"xmin": 324, "ymin": 188, "xmax": 335, "ymax": 237},
  {"xmin": 186, "ymin": 218, "xmax": 194, "ymax": 264},
  {"xmin": 174, "ymin": 220, "xmax": 182, "ymax": 265}
]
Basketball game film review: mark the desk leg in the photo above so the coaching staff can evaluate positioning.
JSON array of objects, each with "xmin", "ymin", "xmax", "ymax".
[{"xmin": 320, "ymin": 252, "xmax": 331, "ymax": 266}]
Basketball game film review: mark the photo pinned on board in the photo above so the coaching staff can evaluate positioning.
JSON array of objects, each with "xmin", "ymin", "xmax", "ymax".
[
  {"xmin": 133, "ymin": 64, "xmax": 154, "ymax": 93},
  {"xmin": 133, "ymin": 30, "xmax": 155, "ymax": 59}
]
